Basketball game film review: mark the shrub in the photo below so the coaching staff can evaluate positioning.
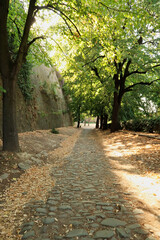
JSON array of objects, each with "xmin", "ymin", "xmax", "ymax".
[
  {"xmin": 124, "ymin": 117, "xmax": 160, "ymax": 133},
  {"xmin": 51, "ymin": 128, "xmax": 59, "ymax": 134}
]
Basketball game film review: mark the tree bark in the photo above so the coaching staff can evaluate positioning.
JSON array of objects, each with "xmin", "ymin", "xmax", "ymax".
[
  {"xmin": 3, "ymin": 75, "xmax": 19, "ymax": 151},
  {"xmin": 0, "ymin": 0, "xmax": 36, "ymax": 151},
  {"xmin": 77, "ymin": 105, "xmax": 81, "ymax": 128},
  {"xmin": 77, "ymin": 120, "xmax": 80, "ymax": 128},
  {"xmin": 111, "ymin": 91, "xmax": 121, "ymax": 132},
  {"xmin": 96, "ymin": 116, "xmax": 99, "ymax": 128},
  {"xmin": 102, "ymin": 114, "xmax": 108, "ymax": 130},
  {"xmin": 100, "ymin": 114, "xmax": 103, "ymax": 129}
]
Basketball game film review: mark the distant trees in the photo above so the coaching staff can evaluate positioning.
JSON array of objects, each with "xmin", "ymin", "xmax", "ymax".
[{"xmin": 61, "ymin": 0, "xmax": 160, "ymax": 131}]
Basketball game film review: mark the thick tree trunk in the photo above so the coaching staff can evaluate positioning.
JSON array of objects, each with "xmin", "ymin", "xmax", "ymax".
[
  {"xmin": 3, "ymin": 76, "xmax": 19, "ymax": 151},
  {"xmin": 96, "ymin": 116, "xmax": 99, "ymax": 128},
  {"xmin": 102, "ymin": 114, "xmax": 108, "ymax": 130},
  {"xmin": 0, "ymin": 0, "xmax": 36, "ymax": 151},
  {"xmin": 111, "ymin": 92, "xmax": 121, "ymax": 132}
]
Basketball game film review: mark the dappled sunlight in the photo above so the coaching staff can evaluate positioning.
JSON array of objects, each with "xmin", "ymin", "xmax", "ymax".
[
  {"xmin": 103, "ymin": 135, "xmax": 151, "ymax": 158},
  {"xmin": 111, "ymin": 159, "xmax": 160, "ymax": 207},
  {"xmin": 101, "ymin": 131, "xmax": 160, "ymax": 173},
  {"xmin": 99, "ymin": 130, "xmax": 160, "ymax": 235}
]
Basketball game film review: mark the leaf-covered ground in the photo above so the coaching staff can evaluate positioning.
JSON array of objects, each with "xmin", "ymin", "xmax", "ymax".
[
  {"xmin": 0, "ymin": 127, "xmax": 159, "ymax": 239},
  {"xmin": 98, "ymin": 129, "xmax": 160, "ymax": 236},
  {"xmin": 0, "ymin": 127, "xmax": 81, "ymax": 239}
]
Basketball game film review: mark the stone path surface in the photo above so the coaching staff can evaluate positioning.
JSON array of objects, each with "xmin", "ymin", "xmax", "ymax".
[{"xmin": 20, "ymin": 129, "xmax": 157, "ymax": 240}]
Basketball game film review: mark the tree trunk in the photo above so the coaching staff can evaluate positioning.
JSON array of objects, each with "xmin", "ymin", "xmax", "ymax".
[
  {"xmin": 77, "ymin": 120, "xmax": 80, "ymax": 128},
  {"xmin": 3, "ymin": 75, "xmax": 20, "ymax": 151},
  {"xmin": 0, "ymin": 0, "xmax": 36, "ymax": 151},
  {"xmin": 102, "ymin": 114, "xmax": 108, "ymax": 130},
  {"xmin": 77, "ymin": 105, "xmax": 81, "ymax": 128},
  {"xmin": 100, "ymin": 114, "xmax": 103, "ymax": 129},
  {"xmin": 111, "ymin": 92, "xmax": 121, "ymax": 132},
  {"xmin": 96, "ymin": 116, "xmax": 99, "ymax": 128}
]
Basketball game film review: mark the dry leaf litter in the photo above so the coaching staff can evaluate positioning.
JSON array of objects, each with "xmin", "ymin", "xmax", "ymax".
[{"xmin": 0, "ymin": 127, "xmax": 81, "ymax": 240}]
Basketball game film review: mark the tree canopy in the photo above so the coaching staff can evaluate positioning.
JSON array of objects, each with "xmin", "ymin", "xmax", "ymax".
[{"xmin": 0, "ymin": 0, "xmax": 160, "ymax": 151}]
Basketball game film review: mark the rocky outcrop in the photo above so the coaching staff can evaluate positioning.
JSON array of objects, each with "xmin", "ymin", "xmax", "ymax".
[{"xmin": 0, "ymin": 64, "xmax": 72, "ymax": 135}]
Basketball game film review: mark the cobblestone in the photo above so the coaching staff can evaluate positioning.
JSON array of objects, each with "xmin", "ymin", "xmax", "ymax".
[{"xmin": 20, "ymin": 129, "xmax": 157, "ymax": 239}]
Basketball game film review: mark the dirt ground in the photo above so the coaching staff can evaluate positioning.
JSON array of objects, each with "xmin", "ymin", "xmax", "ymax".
[{"xmin": 0, "ymin": 127, "xmax": 160, "ymax": 239}]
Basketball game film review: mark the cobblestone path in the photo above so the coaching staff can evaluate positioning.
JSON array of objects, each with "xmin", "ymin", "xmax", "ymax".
[{"xmin": 20, "ymin": 129, "xmax": 156, "ymax": 240}]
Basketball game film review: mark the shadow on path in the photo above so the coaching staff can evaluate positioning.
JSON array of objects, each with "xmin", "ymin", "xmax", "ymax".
[{"xmin": 19, "ymin": 128, "xmax": 158, "ymax": 240}]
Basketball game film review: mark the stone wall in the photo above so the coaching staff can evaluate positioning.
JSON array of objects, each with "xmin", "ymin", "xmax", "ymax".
[{"xmin": 0, "ymin": 64, "xmax": 72, "ymax": 135}]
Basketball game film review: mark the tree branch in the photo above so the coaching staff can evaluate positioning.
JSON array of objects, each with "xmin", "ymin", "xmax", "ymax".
[
  {"xmin": 99, "ymin": 2, "xmax": 132, "ymax": 13},
  {"xmin": 124, "ymin": 59, "xmax": 132, "ymax": 77},
  {"xmin": 35, "ymin": 4, "xmax": 81, "ymax": 36},
  {"xmin": 127, "ymin": 69, "xmax": 147, "ymax": 77},
  {"xmin": 83, "ymin": 55, "xmax": 105, "ymax": 67},
  {"xmin": 27, "ymin": 36, "xmax": 45, "ymax": 48},
  {"xmin": 127, "ymin": 64, "xmax": 160, "ymax": 77},
  {"xmin": 91, "ymin": 66, "xmax": 101, "ymax": 79},
  {"xmin": 55, "ymin": 8, "xmax": 81, "ymax": 36},
  {"xmin": 15, "ymin": 0, "xmax": 37, "ymax": 75},
  {"xmin": 9, "ymin": 17, "xmax": 22, "ymax": 40},
  {"xmin": 124, "ymin": 79, "xmax": 160, "ymax": 93}
]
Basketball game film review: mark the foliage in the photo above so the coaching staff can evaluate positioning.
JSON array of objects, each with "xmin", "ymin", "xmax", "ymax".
[
  {"xmin": 51, "ymin": 128, "xmax": 59, "ymax": 134},
  {"xmin": 124, "ymin": 117, "xmax": 160, "ymax": 133},
  {"xmin": 55, "ymin": 0, "xmax": 160, "ymax": 130},
  {"xmin": 0, "ymin": 86, "xmax": 6, "ymax": 96},
  {"xmin": 39, "ymin": 79, "xmax": 59, "ymax": 101},
  {"xmin": 18, "ymin": 60, "xmax": 34, "ymax": 100}
]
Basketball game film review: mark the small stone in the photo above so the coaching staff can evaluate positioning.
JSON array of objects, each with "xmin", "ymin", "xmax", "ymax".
[
  {"xmin": 71, "ymin": 221, "xmax": 83, "ymax": 227},
  {"xmin": 41, "ymin": 226, "xmax": 47, "ymax": 233},
  {"xmin": 11, "ymin": 170, "xmax": 20, "ymax": 173},
  {"xmin": 94, "ymin": 230, "xmax": 115, "ymax": 239},
  {"xmin": 96, "ymin": 202, "xmax": 110, "ymax": 206},
  {"xmin": 54, "ymin": 236, "xmax": 63, "ymax": 240},
  {"xmin": 48, "ymin": 212, "xmax": 56, "ymax": 216},
  {"xmin": 95, "ymin": 213, "xmax": 106, "ymax": 218},
  {"xmin": 127, "ymin": 223, "xmax": 141, "ymax": 229},
  {"xmin": 121, "ymin": 206, "xmax": 127, "ymax": 212},
  {"xmin": 66, "ymin": 229, "xmax": 88, "ymax": 238},
  {"xmin": 22, "ymin": 231, "xmax": 35, "ymax": 239},
  {"xmin": 36, "ymin": 208, "xmax": 47, "ymax": 214},
  {"xmin": 82, "ymin": 189, "xmax": 96, "ymax": 192},
  {"xmin": 0, "ymin": 173, "xmax": 9, "ymax": 180},
  {"xmin": 87, "ymin": 215, "xmax": 96, "ymax": 221},
  {"xmin": 109, "ymin": 195, "xmax": 119, "ymax": 199},
  {"xmin": 116, "ymin": 228, "xmax": 128, "ymax": 238},
  {"xmin": 47, "ymin": 200, "xmax": 58, "ymax": 205},
  {"xmin": 133, "ymin": 208, "xmax": 144, "ymax": 214},
  {"xmin": 102, "ymin": 206, "xmax": 114, "ymax": 211},
  {"xmin": 91, "ymin": 223, "xmax": 99, "ymax": 228},
  {"xmin": 101, "ymin": 218, "xmax": 127, "ymax": 227},
  {"xmin": 18, "ymin": 162, "xmax": 30, "ymax": 170},
  {"xmin": 49, "ymin": 207, "xmax": 57, "ymax": 211},
  {"xmin": 42, "ymin": 217, "xmax": 54, "ymax": 224},
  {"xmin": 23, "ymin": 222, "xmax": 34, "ymax": 227},
  {"xmin": 133, "ymin": 228, "xmax": 148, "ymax": 234},
  {"xmin": 26, "ymin": 160, "xmax": 32, "ymax": 165},
  {"xmin": 31, "ymin": 157, "xmax": 42, "ymax": 165},
  {"xmin": 59, "ymin": 205, "xmax": 72, "ymax": 210}
]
